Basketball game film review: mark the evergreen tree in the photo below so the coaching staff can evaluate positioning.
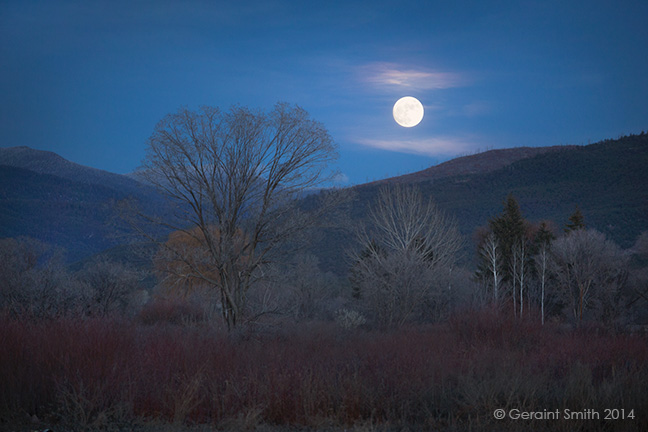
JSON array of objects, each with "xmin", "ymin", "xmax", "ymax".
[
  {"xmin": 476, "ymin": 194, "xmax": 530, "ymax": 313},
  {"xmin": 489, "ymin": 194, "xmax": 527, "ymax": 279},
  {"xmin": 533, "ymin": 221, "xmax": 556, "ymax": 252},
  {"xmin": 565, "ymin": 206, "xmax": 585, "ymax": 233}
]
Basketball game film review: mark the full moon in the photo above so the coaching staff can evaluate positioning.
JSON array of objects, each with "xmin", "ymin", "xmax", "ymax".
[{"xmin": 393, "ymin": 96, "xmax": 424, "ymax": 127}]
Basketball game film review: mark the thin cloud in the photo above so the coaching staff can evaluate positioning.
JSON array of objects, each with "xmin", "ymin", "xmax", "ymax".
[
  {"xmin": 355, "ymin": 136, "xmax": 477, "ymax": 157},
  {"xmin": 333, "ymin": 172, "xmax": 350, "ymax": 184},
  {"xmin": 359, "ymin": 62, "xmax": 467, "ymax": 90},
  {"xmin": 460, "ymin": 101, "xmax": 494, "ymax": 117}
]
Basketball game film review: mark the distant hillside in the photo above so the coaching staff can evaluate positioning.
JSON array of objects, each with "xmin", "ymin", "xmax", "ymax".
[
  {"xmin": 0, "ymin": 153, "xmax": 173, "ymax": 262},
  {"xmin": 0, "ymin": 146, "xmax": 146, "ymax": 196},
  {"xmin": 0, "ymin": 165, "xmax": 126, "ymax": 259},
  {"xmin": 307, "ymin": 134, "xmax": 648, "ymax": 274},
  {"xmin": 366, "ymin": 145, "xmax": 577, "ymax": 185},
  {"xmin": 416, "ymin": 134, "xmax": 648, "ymax": 247}
]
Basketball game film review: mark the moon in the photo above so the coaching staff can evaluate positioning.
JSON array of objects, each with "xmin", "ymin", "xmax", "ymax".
[{"xmin": 393, "ymin": 96, "xmax": 424, "ymax": 127}]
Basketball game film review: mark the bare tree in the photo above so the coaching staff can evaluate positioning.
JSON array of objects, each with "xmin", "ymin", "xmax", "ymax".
[
  {"xmin": 350, "ymin": 185, "xmax": 462, "ymax": 328},
  {"xmin": 549, "ymin": 229, "xmax": 628, "ymax": 324},
  {"xmin": 534, "ymin": 241, "xmax": 550, "ymax": 325},
  {"xmin": 530, "ymin": 221, "xmax": 555, "ymax": 325},
  {"xmin": 478, "ymin": 232, "xmax": 502, "ymax": 304},
  {"xmin": 136, "ymin": 103, "xmax": 338, "ymax": 328},
  {"xmin": 153, "ymin": 225, "xmax": 250, "ymax": 318},
  {"xmin": 274, "ymin": 253, "xmax": 338, "ymax": 321},
  {"xmin": 510, "ymin": 245, "xmax": 518, "ymax": 317},
  {"xmin": 512, "ymin": 239, "xmax": 529, "ymax": 318}
]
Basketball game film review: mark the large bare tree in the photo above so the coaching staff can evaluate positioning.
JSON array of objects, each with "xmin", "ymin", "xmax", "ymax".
[
  {"xmin": 350, "ymin": 185, "xmax": 462, "ymax": 327},
  {"xmin": 137, "ymin": 103, "xmax": 338, "ymax": 328}
]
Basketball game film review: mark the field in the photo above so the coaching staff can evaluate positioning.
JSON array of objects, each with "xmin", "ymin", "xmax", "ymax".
[{"xmin": 1, "ymin": 308, "xmax": 647, "ymax": 432}]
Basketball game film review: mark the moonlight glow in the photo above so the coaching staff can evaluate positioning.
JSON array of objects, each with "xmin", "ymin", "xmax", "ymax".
[{"xmin": 393, "ymin": 96, "xmax": 424, "ymax": 127}]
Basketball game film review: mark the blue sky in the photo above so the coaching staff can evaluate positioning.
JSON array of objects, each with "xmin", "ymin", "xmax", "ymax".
[{"xmin": 1, "ymin": 0, "xmax": 647, "ymax": 185}]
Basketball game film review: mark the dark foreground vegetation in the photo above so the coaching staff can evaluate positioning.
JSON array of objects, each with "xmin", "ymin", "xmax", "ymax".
[{"xmin": 1, "ymin": 308, "xmax": 647, "ymax": 432}]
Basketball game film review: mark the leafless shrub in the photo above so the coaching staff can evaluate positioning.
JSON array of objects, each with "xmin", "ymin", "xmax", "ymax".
[
  {"xmin": 278, "ymin": 253, "xmax": 339, "ymax": 321},
  {"xmin": 626, "ymin": 231, "xmax": 648, "ymax": 324},
  {"xmin": 335, "ymin": 308, "xmax": 367, "ymax": 330},
  {"xmin": 76, "ymin": 257, "xmax": 146, "ymax": 317},
  {"xmin": 0, "ymin": 237, "xmax": 85, "ymax": 318}
]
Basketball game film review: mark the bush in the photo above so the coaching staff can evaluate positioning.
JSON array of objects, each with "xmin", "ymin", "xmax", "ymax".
[
  {"xmin": 76, "ymin": 257, "xmax": 146, "ymax": 317},
  {"xmin": 335, "ymin": 308, "xmax": 366, "ymax": 330}
]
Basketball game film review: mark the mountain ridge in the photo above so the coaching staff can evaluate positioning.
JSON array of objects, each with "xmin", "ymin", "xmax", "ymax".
[
  {"xmin": 1, "ymin": 135, "xmax": 646, "ymax": 269},
  {"xmin": 0, "ymin": 146, "xmax": 147, "ymax": 196},
  {"xmin": 362, "ymin": 145, "xmax": 579, "ymax": 186},
  {"xmin": 0, "ymin": 148, "xmax": 172, "ymax": 262}
]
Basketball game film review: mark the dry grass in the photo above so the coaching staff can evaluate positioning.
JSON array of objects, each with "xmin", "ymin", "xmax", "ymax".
[{"xmin": 1, "ymin": 308, "xmax": 646, "ymax": 431}]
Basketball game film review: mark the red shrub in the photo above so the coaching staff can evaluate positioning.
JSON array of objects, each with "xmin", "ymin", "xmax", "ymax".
[
  {"xmin": 1, "ymin": 309, "xmax": 647, "ymax": 430},
  {"xmin": 449, "ymin": 305, "xmax": 545, "ymax": 350},
  {"xmin": 136, "ymin": 297, "xmax": 205, "ymax": 325}
]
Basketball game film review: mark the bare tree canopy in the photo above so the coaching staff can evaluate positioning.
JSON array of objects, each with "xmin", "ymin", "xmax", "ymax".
[
  {"xmin": 137, "ymin": 103, "xmax": 338, "ymax": 328},
  {"xmin": 549, "ymin": 229, "xmax": 628, "ymax": 324},
  {"xmin": 350, "ymin": 185, "xmax": 462, "ymax": 327}
]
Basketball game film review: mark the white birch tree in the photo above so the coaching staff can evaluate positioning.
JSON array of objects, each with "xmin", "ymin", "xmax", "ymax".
[
  {"xmin": 534, "ymin": 241, "xmax": 550, "ymax": 325},
  {"xmin": 479, "ymin": 232, "xmax": 502, "ymax": 304},
  {"xmin": 512, "ymin": 239, "xmax": 529, "ymax": 318}
]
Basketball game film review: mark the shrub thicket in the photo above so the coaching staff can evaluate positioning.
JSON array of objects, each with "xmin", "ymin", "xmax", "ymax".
[{"xmin": 1, "ymin": 310, "xmax": 646, "ymax": 431}]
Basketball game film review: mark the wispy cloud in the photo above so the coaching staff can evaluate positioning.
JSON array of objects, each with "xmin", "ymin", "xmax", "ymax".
[
  {"xmin": 333, "ymin": 172, "xmax": 350, "ymax": 184},
  {"xmin": 359, "ymin": 62, "xmax": 467, "ymax": 90},
  {"xmin": 355, "ymin": 136, "xmax": 477, "ymax": 157},
  {"xmin": 460, "ymin": 101, "xmax": 494, "ymax": 117}
]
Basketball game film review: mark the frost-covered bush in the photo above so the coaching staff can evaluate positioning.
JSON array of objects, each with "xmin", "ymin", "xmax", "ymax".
[{"xmin": 335, "ymin": 308, "xmax": 366, "ymax": 330}]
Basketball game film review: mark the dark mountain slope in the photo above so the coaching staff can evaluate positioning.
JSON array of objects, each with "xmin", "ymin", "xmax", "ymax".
[
  {"xmin": 0, "ymin": 146, "xmax": 145, "ymax": 195},
  {"xmin": 416, "ymin": 134, "xmax": 648, "ymax": 247},
  {"xmin": 0, "ymin": 165, "xmax": 130, "ymax": 259},
  {"xmin": 0, "ymin": 164, "xmax": 172, "ymax": 262},
  {"xmin": 366, "ymin": 145, "xmax": 576, "ymax": 185}
]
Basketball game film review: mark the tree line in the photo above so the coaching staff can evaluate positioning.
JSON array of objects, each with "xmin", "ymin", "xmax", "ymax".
[
  {"xmin": 0, "ymin": 237, "xmax": 148, "ymax": 318},
  {"xmin": 475, "ymin": 194, "xmax": 645, "ymax": 327}
]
